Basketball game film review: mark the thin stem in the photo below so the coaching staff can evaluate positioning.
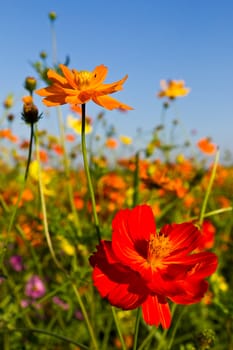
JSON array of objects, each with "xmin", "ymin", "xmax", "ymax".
[
  {"xmin": 199, "ymin": 149, "xmax": 220, "ymax": 225},
  {"xmin": 56, "ymin": 105, "xmax": 82, "ymax": 237},
  {"xmin": 189, "ymin": 206, "xmax": 232, "ymax": 222},
  {"xmin": 71, "ymin": 283, "xmax": 99, "ymax": 350},
  {"xmin": 133, "ymin": 151, "xmax": 140, "ymax": 207},
  {"xmin": 133, "ymin": 308, "xmax": 141, "ymax": 350},
  {"xmin": 167, "ymin": 306, "xmax": 186, "ymax": 350},
  {"xmin": 34, "ymin": 125, "xmax": 64, "ymax": 271},
  {"xmin": 81, "ymin": 103, "xmax": 101, "ymax": 243},
  {"xmin": 137, "ymin": 329, "xmax": 156, "ymax": 350},
  {"xmin": 2, "ymin": 327, "xmax": 89, "ymax": 349},
  {"xmin": 24, "ymin": 123, "xmax": 34, "ymax": 181},
  {"xmin": 111, "ymin": 307, "xmax": 127, "ymax": 350},
  {"xmin": 50, "ymin": 20, "xmax": 57, "ymax": 67},
  {"xmin": 50, "ymin": 14, "xmax": 82, "ymax": 237}
]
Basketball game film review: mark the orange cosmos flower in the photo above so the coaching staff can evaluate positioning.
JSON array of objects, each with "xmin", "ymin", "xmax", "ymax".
[
  {"xmin": 197, "ymin": 137, "xmax": 217, "ymax": 155},
  {"xmin": 36, "ymin": 64, "xmax": 133, "ymax": 110},
  {"xmin": 0, "ymin": 129, "xmax": 18, "ymax": 143},
  {"xmin": 90, "ymin": 205, "xmax": 218, "ymax": 329},
  {"xmin": 157, "ymin": 80, "xmax": 190, "ymax": 99},
  {"xmin": 105, "ymin": 137, "xmax": 118, "ymax": 149}
]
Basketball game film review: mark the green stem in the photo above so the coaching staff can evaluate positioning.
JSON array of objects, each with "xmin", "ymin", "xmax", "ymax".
[
  {"xmin": 167, "ymin": 306, "xmax": 186, "ymax": 350},
  {"xmin": 56, "ymin": 105, "xmax": 82, "ymax": 237},
  {"xmin": 34, "ymin": 125, "xmax": 64, "ymax": 271},
  {"xmin": 50, "ymin": 14, "xmax": 82, "ymax": 238},
  {"xmin": 81, "ymin": 103, "xmax": 101, "ymax": 243},
  {"xmin": 2, "ymin": 327, "xmax": 89, "ymax": 349},
  {"xmin": 133, "ymin": 151, "xmax": 140, "ymax": 207},
  {"xmin": 133, "ymin": 308, "xmax": 141, "ymax": 350},
  {"xmin": 189, "ymin": 207, "xmax": 232, "ymax": 222},
  {"xmin": 199, "ymin": 149, "xmax": 220, "ymax": 225},
  {"xmin": 137, "ymin": 329, "xmax": 156, "ymax": 350},
  {"xmin": 50, "ymin": 20, "xmax": 57, "ymax": 67},
  {"xmin": 111, "ymin": 307, "xmax": 127, "ymax": 350},
  {"xmin": 72, "ymin": 283, "xmax": 99, "ymax": 350}
]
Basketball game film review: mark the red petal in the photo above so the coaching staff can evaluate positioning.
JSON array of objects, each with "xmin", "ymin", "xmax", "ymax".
[
  {"xmin": 163, "ymin": 252, "xmax": 218, "ymax": 279},
  {"xmin": 142, "ymin": 295, "xmax": 171, "ymax": 329},
  {"xmin": 169, "ymin": 279, "xmax": 209, "ymax": 304},
  {"xmin": 161, "ymin": 223, "xmax": 202, "ymax": 258},
  {"xmin": 112, "ymin": 205, "xmax": 155, "ymax": 270},
  {"xmin": 89, "ymin": 241, "xmax": 148, "ymax": 310},
  {"xmin": 92, "ymin": 266, "xmax": 147, "ymax": 309}
]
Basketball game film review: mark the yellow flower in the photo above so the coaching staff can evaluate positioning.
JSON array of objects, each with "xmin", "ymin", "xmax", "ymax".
[
  {"xmin": 157, "ymin": 80, "xmax": 190, "ymax": 99},
  {"xmin": 67, "ymin": 114, "xmax": 92, "ymax": 134},
  {"xmin": 119, "ymin": 135, "xmax": 132, "ymax": 145},
  {"xmin": 57, "ymin": 237, "xmax": 75, "ymax": 256},
  {"xmin": 36, "ymin": 64, "xmax": 133, "ymax": 110},
  {"xmin": 3, "ymin": 94, "xmax": 14, "ymax": 109},
  {"xmin": 29, "ymin": 160, "xmax": 55, "ymax": 196}
]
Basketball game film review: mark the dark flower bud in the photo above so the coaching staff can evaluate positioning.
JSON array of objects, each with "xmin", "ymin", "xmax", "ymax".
[
  {"xmin": 40, "ymin": 51, "xmax": 47, "ymax": 60},
  {"xmin": 7, "ymin": 114, "xmax": 15, "ymax": 122},
  {"xmin": 21, "ymin": 96, "xmax": 42, "ymax": 124}
]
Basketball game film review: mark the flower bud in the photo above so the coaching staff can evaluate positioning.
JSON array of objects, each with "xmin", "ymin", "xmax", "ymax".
[
  {"xmin": 24, "ymin": 77, "xmax": 37, "ymax": 94},
  {"xmin": 49, "ymin": 11, "xmax": 57, "ymax": 21},
  {"xmin": 3, "ymin": 94, "xmax": 14, "ymax": 109},
  {"xmin": 7, "ymin": 114, "xmax": 15, "ymax": 123},
  {"xmin": 40, "ymin": 51, "xmax": 47, "ymax": 60},
  {"xmin": 21, "ymin": 96, "xmax": 41, "ymax": 124}
]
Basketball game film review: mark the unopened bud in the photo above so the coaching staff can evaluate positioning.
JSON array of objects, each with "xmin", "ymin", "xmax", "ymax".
[
  {"xmin": 49, "ymin": 11, "xmax": 57, "ymax": 21},
  {"xmin": 40, "ymin": 51, "xmax": 47, "ymax": 60},
  {"xmin": 21, "ymin": 96, "xmax": 42, "ymax": 124},
  {"xmin": 24, "ymin": 77, "xmax": 37, "ymax": 94},
  {"xmin": 7, "ymin": 114, "xmax": 15, "ymax": 123},
  {"xmin": 3, "ymin": 95, "xmax": 14, "ymax": 109}
]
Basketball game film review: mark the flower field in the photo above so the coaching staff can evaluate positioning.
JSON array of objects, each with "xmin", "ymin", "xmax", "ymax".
[{"xmin": 0, "ymin": 12, "xmax": 233, "ymax": 350}]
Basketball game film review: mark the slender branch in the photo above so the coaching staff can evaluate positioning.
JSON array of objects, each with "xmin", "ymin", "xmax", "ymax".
[
  {"xmin": 24, "ymin": 123, "xmax": 34, "ymax": 181},
  {"xmin": 199, "ymin": 150, "xmax": 220, "ymax": 225},
  {"xmin": 1, "ymin": 327, "xmax": 89, "ymax": 349},
  {"xmin": 81, "ymin": 103, "xmax": 101, "ymax": 243}
]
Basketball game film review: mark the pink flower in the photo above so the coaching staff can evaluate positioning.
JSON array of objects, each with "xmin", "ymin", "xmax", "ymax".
[{"xmin": 25, "ymin": 275, "xmax": 46, "ymax": 299}]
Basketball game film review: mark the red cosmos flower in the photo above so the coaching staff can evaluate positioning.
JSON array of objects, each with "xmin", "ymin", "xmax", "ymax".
[
  {"xmin": 89, "ymin": 205, "xmax": 218, "ymax": 329},
  {"xmin": 198, "ymin": 220, "xmax": 216, "ymax": 251}
]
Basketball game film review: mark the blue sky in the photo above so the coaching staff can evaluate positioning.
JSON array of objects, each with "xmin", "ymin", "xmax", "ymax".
[{"xmin": 1, "ymin": 0, "xmax": 233, "ymax": 161}]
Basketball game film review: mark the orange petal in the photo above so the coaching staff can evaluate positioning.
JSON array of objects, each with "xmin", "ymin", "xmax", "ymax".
[
  {"xmin": 97, "ymin": 75, "xmax": 129, "ymax": 94},
  {"xmin": 90, "ymin": 65, "xmax": 108, "ymax": 88},
  {"xmin": 47, "ymin": 68, "xmax": 67, "ymax": 85},
  {"xmin": 59, "ymin": 64, "xmax": 78, "ymax": 89},
  {"xmin": 92, "ymin": 95, "xmax": 133, "ymax": 110}
]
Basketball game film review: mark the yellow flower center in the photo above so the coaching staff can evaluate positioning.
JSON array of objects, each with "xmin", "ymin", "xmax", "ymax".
[
  {"xmin": 75, "ymin": 71, "xmax": 95, "ymax": 89},
  {"xmin": 148, "ymin": 233, "xmax": 171, "ymax": 269}
]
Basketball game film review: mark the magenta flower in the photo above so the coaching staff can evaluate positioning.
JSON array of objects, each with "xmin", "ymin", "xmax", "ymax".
[
  {"xmin": 25, "ymin": 275, "xmax": 46, "ymax": 299},
  {"xmin": 9, "ymin": 255, "xmax": 24, "ymax": 271}
]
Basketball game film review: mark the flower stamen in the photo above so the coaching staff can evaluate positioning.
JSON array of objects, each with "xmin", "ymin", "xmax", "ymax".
[
  {"xmin": 148, "ymin": 233, "xmax": 171, "ymax": 269},
  {"xmin": 74, "ymin": 71, "xmax": 94, "ymax": 89}
]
